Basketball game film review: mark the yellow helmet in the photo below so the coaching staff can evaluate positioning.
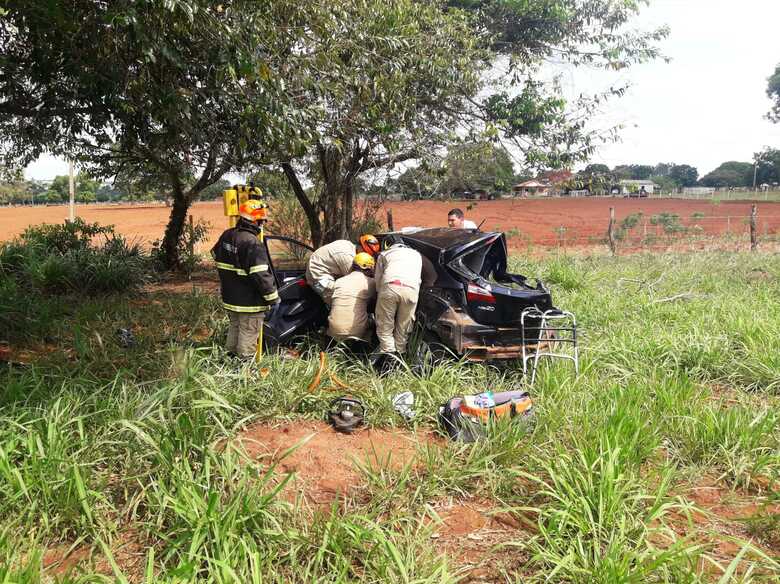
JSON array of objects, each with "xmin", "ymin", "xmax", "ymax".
[{"xmin": 353, "ymin": 252, "xmax": 375, "ymax": 271}]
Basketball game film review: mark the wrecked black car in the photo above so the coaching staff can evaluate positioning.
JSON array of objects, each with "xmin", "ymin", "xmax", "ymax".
[
  {"xmin": 258, "ymin": 229, "xmax": 578, "ymax": 376},
  {"xmin": 381, "ymin": 228, "xmax": 578, "ymax": 375}
]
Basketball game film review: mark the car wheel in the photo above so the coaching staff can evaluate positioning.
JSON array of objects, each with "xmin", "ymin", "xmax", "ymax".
[{"xmin": 411, "ymin": 330, "xmax": 450, "ymax": 376}]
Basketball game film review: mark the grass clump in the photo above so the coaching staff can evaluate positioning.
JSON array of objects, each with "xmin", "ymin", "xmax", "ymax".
[
  {"xmin": 518, "ymin": 443, "xmax": 702, "ymax": 583},
  {"xmin": 0, "ymin": 219, "xmax": 151, "ymax": 342},
  {"xmin": 2, "ymin": 249, "xmax": 780, "ymax": 581}
]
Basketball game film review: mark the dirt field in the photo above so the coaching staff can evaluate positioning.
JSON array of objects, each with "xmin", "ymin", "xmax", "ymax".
[{"xmin": 2, "ymin": 197, "xmax": 780, "ymax": 248}]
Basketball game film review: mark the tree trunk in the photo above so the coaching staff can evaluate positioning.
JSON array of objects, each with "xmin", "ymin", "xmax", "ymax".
[
  {"xmin": 343, "ymin": 180, "xmax": 353, "ymax": 239},
  {"xmin": 284, "ymin": 143, "xmax": 370, "ymax": 248},
  {"xmin": 318, "ymin": 145, "xmax": 347, "ymax": 244},
  {"xmin": 161, "ymin": 186, "xmax": 191, "ymax": 269},
  {"xmin": 282, "ymin": 162, "xmax": 323, "ymax": 247}
]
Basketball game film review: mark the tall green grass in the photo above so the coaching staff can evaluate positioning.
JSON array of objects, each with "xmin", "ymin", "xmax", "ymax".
[{"xmin": 1, "ymin": 250, "xmax": 779, "ymax": 581}]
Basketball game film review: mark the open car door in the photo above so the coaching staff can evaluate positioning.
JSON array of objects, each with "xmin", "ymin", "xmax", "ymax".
[{"xmin": 262, "ymin": 236, "xmax": 327, "ymax": 346}]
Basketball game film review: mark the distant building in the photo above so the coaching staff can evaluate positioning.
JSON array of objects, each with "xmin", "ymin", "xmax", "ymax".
[
  {"xmin": 618, "ymin": 179, "xmax": 657, "ymax": 196},
  {"xmin": 512, "ymin": 170, "xmax": 574, "ymax": 197},
  {"xmin": 513, "ymin": 180, "xmax": 549, "ymax": 197}
]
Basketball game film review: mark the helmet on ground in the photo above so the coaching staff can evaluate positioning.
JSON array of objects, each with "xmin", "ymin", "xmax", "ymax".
[
  {"xmin": 239, "ymin": 199, "xmax": 269, "ymax": 221},
  {"xmin": 382, "ymin": 234, "xmax": 403, "ymax": 250},
  {"xmin": 359, "ymin": 234, "xmax": 380, "ymax": 256},
  {"xmin": 353, "ymin": 252, "xmax": 375, "ymax": 271}
]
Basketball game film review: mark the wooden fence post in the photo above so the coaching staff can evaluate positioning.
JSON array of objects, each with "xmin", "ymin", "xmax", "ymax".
[
  {"xmin": 750, "ymin": 204, "xmax": 758, "ymax": 251},
  {"xmin": 387, "ymin": 208, "xmax": 395, "ymax": 231},
  {"xmin": 607, "ymin": 207, "xmax": 616, "ymax": 255}
]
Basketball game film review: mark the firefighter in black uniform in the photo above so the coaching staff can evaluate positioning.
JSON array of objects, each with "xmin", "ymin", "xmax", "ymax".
[{"xmin": 211, "ymin": 199, "xmax": 278, "ymax": 359}]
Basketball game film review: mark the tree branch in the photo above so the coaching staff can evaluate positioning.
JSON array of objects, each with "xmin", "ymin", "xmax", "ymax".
[
  {"xmin": 358, "ymin": 148, "xmax": 419, "ymax": 173},
  {"xmin": 282, "ymin": 162, "xmax": 317, "ymax": 219}
]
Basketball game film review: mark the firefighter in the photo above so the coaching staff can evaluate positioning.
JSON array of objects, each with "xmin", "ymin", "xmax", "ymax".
[
  {"xmin": 305, "ymin": 234, "xmax": 380, "ymax": 303},
  {"xmin": 327, "ymin": 252, "xmax": 376, "ymax": 342},
  {"xmin": 373, "ymin": 235, "xmax": 422, "ymax": 356},
  {"xmin": 211, "ymin": 199, "xmax": 278, "ymax": 359}
]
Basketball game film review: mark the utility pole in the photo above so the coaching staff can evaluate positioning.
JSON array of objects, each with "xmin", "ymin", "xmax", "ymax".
[
  {"xmin": 753, "ymin": 161, "xmax": 758, "ymax": 192},
  {"xmin": 68, "ymin": 160, "xmax": 75, "ymax": 222}
]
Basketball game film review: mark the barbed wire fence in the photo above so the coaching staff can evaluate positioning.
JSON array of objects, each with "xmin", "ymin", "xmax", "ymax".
[{"xmin": 506, "ymin": 205, "xmax": 780, "ymax": 254}]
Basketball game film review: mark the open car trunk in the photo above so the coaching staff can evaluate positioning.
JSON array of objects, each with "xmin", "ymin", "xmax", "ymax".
[
  {"xmin": 445, "ymin": 232, "xmax": 553, "ymax": 326},
  {"xmin": 398, "ymin": 228, "xmax": 553, "ymax": 327}
]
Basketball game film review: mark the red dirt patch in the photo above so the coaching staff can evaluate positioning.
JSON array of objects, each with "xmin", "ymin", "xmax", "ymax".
[
  {"xmin": 426, "ymin": 499, "xmax": 530, "ymax": 582},
  {"xmin": 42, "ymin": 529, "xmax": 147, "ymax": 581},
  {"xmin": 666, "ymin": 476, "xmax": 780, "ymax": 576},
  {"xmin": 144, "ymin": 271, "xmax": 219, "ymax": 295},
  {"xmin": 235, "ymin": 420, "xmax": 440, "ymax": 505},
  {"xmin": 4, "ymin": 197, "xmax": 779, "ymax": 249}
]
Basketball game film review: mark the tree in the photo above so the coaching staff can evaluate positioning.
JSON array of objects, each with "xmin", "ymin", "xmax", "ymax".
[
  {"xmin": 649, "ymin": 174, "xmax": 676, "ymax": 193},
  {"xmin": 583, "ymin": 164, "xmax": 610, "ymax": 175},
  {"xmin": 47, "ymin": 172, "xmax": 102, "ymax": 202},
  {"xmin": 442, "ymin": 142, "xmax": 516, "ymax": 194},
  {"xmin": 768, "ymin": 63, "xmax": 780, "ymax": 123},
  {"xmin": 0, "ymin": 0, "xmax": 318, "ymax": 267},
  {"xmin": 669, "ymin": 164, "xmax": 698, "ymax": 187},
  {"xmin": 280, "ymin": 0, "xmax": 666, "ymax": 245},
  {"xmin": 699, "ymin": 161, "xmax": 753, "ymax": 188},
  {"xmin": 754, "ymin": 148, "xmax": 780, "ymax": 185},
  {"xmin": 248, "ymin": 167, "xmax": 295, "ymax": 200},
  {"xmin": 279, "ymin": 0, "xmax": 483, "ymax": 245},
  {"xmin": 49, "ymin": 176, "xmax": 71, "ymax": 202},
  {"xmin": 612, "ymin": 164, "xmax": 654, "ymax": 180},
  {"xmin": 199, "ymin": 179, "xmax": 232, "ymax": 202}
]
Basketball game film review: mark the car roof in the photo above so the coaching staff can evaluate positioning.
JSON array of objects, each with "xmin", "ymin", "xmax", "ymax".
[
  {"xmin": 380, "ymin": 227, "xmax": 504, "ymax": 263},
  {"xmin": 398, "ymin": 227, "xmax": 493, "ymax": 247}
]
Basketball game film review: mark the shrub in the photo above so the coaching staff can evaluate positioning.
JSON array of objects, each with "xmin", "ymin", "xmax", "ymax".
[
  {"xmin": 20, "ymin": 218, "xmax": 114, "ymax": 254},
  {"xmin": 1, "ymin": 220, "xmax": 150, "ymax": 296},
  {"xmin": 267, "ymin": 196, "xmax": 312, "ymax": 244},
  {"xmin": 650, "ymin": 212, "xmax": 686, "ymax": 234},
  {"xmin": 614, "ymin": 212, "xmax": 644, "ymax": 241}
]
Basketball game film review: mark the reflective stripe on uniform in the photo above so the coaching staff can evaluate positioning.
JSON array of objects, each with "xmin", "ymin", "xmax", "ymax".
[
  {"xmin": 263, "ymin": 290, "xmax": 279, "ymax": 302},
  {"xmin": 222, "ymin": 302, "xmax": 269, "ymax": 313},
  {"xmin": 216, "ymin": 261, "xmax": 249, "ymax": 276},
  {"xmin": 216, "ymin": 262, "xmax": 269, "ymax": 276}
]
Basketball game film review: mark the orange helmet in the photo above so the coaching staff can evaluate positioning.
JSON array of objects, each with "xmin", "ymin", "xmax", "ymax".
[
  {"xmin": 359, "ymin": 234, "xmax": 380, "ymax": 256},
  {"xmin": 239, "ymin": 199, "xmax": 269, "ymax": 222}
]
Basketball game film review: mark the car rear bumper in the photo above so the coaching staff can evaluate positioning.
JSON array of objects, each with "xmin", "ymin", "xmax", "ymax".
[{"xmin": 431, "ymin": 307, "xmax": 547, "ymax": 361}]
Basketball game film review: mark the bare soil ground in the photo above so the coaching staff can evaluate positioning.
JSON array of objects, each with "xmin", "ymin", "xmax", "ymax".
[
  {"xmin": 234, "ymin": 420, "xmax": 528, "ymax": 582},
  {"xmin": 234, "ymin": 420, "xmax": 438, "ymax": 505},
  {"xmin": 3, "ymin": 197, "xmax": 780, "ymax": 249}
]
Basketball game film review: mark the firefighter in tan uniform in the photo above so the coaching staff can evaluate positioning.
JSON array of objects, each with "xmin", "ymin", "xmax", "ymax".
[
  {"xmin": 305, "ymin": 234, "xmax": 380, "ymax": 304},
  {"xmin": 374, "ymin": 235, "xmax": 422, "ymax": 355},
  {"xmin": 327, "ymin": 252, "xmax": 376, "ymax": 342}
]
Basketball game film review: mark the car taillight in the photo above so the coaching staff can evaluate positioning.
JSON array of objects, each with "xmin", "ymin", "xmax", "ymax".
[
  {"xmin": 467, "ymin": 283, "xmax": 495, "ymax": 303},
  {"xmin": 297, "ymin": 279, "xmax": 308, "ymax": 287}
]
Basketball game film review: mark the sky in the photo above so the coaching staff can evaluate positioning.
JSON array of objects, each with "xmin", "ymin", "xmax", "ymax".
[
  {"xmin": 562, "ymin": 0, "xmax": 780, "ymax": 175},
  {"xmin": 23, "ymin": 0, "xmax": 780, "ymax": 181}
]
